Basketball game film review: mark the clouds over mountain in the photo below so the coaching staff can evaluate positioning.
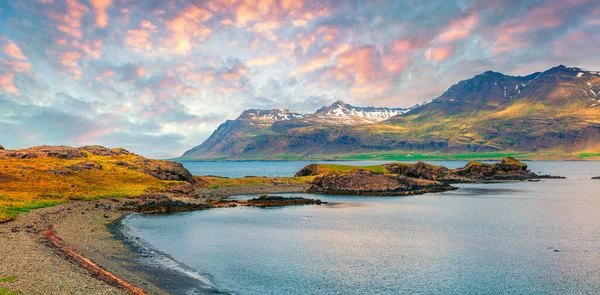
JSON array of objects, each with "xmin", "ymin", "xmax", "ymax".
[{"xmin": 0, "ymin": 0, "xmax": 599, "ymax": 157}]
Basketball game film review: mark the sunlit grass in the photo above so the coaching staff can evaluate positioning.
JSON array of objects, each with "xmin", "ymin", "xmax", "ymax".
[
  {"xmin": 0, "ymin": 276, "xmax": 18, "ymax": 295},
  {"xmin": 0, "ymin": 151, "xmax": 184, "ymax": 222}
]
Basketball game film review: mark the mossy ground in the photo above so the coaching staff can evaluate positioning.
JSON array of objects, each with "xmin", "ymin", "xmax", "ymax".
[{"xmin": 0, "ymin": 151, "xmax": 184, "ymax": 222}]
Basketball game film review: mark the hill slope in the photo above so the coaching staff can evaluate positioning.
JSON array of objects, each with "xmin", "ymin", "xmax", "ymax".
[
  {"xmin": 182, "ymin": 65, "xmax": 600, "ymax": 160},
  {"xmin": 0, "ymin": 145, "xmax": 196, "ymax": 222}
]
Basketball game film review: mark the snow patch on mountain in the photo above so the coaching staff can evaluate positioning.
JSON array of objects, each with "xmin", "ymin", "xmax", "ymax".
[{"xmin": 311, "ymin": 101, "xmax": 411, "ymax": 124}]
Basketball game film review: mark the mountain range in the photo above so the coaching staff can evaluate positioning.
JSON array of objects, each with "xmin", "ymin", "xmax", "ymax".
[{"xmin": 181, "ymin": 65, "xmax": 600, "ymax": 160}]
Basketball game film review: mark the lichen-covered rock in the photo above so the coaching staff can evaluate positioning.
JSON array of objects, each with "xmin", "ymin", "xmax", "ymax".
[
  {"xmin": 383, "ymin": 162, "xmax": 449, "ymax": 180},
  {"xmin": 451, "ymin": 157, "xmax": 536, "ymax": 181},
  {"xmin": 0, "ymin": 146, "xmax": 87, "ymax": 159},
  {"xmin": 136, "ymin": 159, "xmax": 196, "ymax": 183},
  {"xmin": 67, "ymin": 161, "xmax": 102, "ymax": 171},
  {"xmin": 80, "ymin": 145, "xmax": 130, "ymax": 156}
]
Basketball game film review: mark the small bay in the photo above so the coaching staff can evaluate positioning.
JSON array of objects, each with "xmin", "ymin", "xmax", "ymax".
[{"xmin": 125, "ymin": 161, "xmax": 600, "ymax": 294}]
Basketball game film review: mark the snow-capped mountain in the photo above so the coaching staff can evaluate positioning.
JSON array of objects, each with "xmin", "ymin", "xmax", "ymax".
[
  {"xmin": 237, "ymin": 101, "xmax": 413, "ymax": 126},
  {"xmin": 182, "ymin": 65, "xmax": 600, "ymax": 160},
  {"xmin": 309, "ymin": 100, "xmax": 411, "ymax": 124},
  {"xmin": 237, "ymin": 109, "xmax": 306, "ymax": 125}
]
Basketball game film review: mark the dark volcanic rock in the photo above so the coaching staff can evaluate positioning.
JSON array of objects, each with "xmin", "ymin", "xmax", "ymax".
[
  {"xmin": 120, "ymin": 194, "xmax": 211, "ymax": 213},
  {"xmin": 593, "ymin": 176, "xmax": 600, "ymax": 180},
  {"xmin": 138, "ymin": 159, "xmax": 196, "ymax": 183},
  {"xmin": 309, "ymin": 170, "xmax": 455, "ymax": 196},
  {"xmin": 383, "ymin": 162, "xmax": 450, "ymax": 180},
  {"xmin": 246, "ymin": 194, "xmax": 325, "ymax": 207},
  {"xmin": 295, "ymin": 164, "xmax": 320, "ymax": 177}
]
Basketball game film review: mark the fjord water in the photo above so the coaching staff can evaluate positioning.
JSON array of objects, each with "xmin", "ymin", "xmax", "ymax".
[{"xmin": 125, "ymin": 161, "xmax": 600, "ymax": 294}]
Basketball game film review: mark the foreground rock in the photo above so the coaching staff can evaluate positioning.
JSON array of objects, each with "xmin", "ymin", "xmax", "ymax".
[
  {"xmin": 210, "ymin": 194, "xmax": 325, "ymax": 208},
  {"xmin": 120, "ymin": 194, "xmax": 211, "ymax": 213},
  {"xmin": 593, "ymin": 176, "xmax": 600, "ymax": 179},
  {"xmin": 303, "ymin": 157, "xmax": 563, "ymax": 196}
]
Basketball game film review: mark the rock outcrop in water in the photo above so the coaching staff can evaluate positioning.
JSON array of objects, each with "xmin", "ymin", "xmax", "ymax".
[
  {"xmin": 209, "ymin": 195, "xmax": 325, "ymax": 208},
  {"xmin": 303, "ymin": 157, "xmax": 561, "ymax": 196},
  {"xmin": 309, "ymin": 170, "xmax": 455, "ymax": 196}
]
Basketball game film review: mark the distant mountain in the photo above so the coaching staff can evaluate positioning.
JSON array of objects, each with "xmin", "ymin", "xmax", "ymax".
[
  {"xmin": 309, "ymin": 100, "xmax": 411, "ymax": 124},
  {"xmin": 182, "ymin": 65, "xmax": 600, "ymax": 160}
]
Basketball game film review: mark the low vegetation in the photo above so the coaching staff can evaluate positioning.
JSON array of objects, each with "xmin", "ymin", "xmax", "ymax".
[
  {"xmin": 198, "ymin": 176, "xmax": 312, "ymax": 188},
  {"xmin": 0, "ymin": 146, "xmax": 189, "ymax": 223},
  {"xmin": 0, "ymin": 276, "xmax": 18, "ymax": 295}
]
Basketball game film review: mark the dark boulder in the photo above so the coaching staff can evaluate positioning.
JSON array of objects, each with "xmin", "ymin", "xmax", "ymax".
[
  {"xmin": 295, "ymin": 164, "xmax": 320, "ymax": 177},
  {"xmin": 138, "ymin": 159, "xmax": 196, "ymax": 183}
]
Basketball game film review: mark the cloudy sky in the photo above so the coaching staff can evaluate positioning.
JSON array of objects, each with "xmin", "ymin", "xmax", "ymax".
[{"xmin": 1, "ymin": 0, "xmax": 599, "ymax": 158}]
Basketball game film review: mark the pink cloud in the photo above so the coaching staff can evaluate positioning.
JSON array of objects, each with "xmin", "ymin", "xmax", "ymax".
[
  {"xmin": 291, "ymin": 55, "xmax": 329, "ymax": 76},
  {"xmin": 436, "ymin": 14, "xmax": 479, "ymax": 43},
  {"xmin": 60, "ymin": 51, "xmax": 82, "ymax": 79},
  {"xmin": 0, "ymin": 60, "xmax": 32, "ymax": 73},
  {"xmin": 3, "ymin": 40, "xmax": 27, "ymax": 60},
  {"xmin": 489, "ymin": 2, "xmax": 578, "ymax": 53},
  {"xmin": 125, "ymin": 22, "xmax": 155, "ymax": 53},
  {"xmin": 426, "ymin": 46, "xmax": 453, "ymax": 62},
  {"xmin": 165, "ymin": 4, "xmax": 213, "ymax": 54},
  {"xmin": 246, "ymin": 54, "xmax": 278, "ymax": 67},
  {"xmin": 0, "ymin": 72, "xmax": 18, "ymax": 93},
  {"xmin": 48, "ymin": 0, "xmax": 89, "ymax": 39},
  {"xmin": 90, "ymin": 0, "xmax": 112, "ymax": 28}
]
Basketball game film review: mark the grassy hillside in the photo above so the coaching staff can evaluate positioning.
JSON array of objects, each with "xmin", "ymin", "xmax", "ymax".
[{"xmin": 0, "ymin": 146, "xmax": 190, "ymax": 222}]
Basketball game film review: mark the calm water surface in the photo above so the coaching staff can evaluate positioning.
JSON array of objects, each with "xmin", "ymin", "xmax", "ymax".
[
  {"xmin": 125, "ymin": 161, "xmax": 600, "ymax": 294},
  {"xmin": 180, "ymin": 160, "xmax": 490, "ymax": 178}
]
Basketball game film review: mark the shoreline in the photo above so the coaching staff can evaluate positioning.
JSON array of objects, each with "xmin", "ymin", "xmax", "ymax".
[
  {"xmin": 0, "ymin": 183, "xmax": 309, "ymax": 295},
  {"xmin": 112, "ymin": 214, "xmax": 228, "ymax": 295}
]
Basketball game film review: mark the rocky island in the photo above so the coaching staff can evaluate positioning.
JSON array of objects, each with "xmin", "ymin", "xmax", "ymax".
[{"xmin": 298, "ymin": 157, "xmax": 560, "ymax": 196}]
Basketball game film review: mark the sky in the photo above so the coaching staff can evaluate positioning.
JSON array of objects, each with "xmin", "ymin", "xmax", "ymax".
[{"xmin": 0, "ymin": 0, "xmax": 599, "ymax": 158}]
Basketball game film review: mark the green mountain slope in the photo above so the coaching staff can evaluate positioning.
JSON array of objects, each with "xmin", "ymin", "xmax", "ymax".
[{"xmin": 182, "ymin": 65, "xmax": 600, "ymax": 160}]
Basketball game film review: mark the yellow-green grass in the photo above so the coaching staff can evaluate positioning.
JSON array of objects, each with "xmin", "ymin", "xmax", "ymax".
[
  {"xmin": 304, "ymin": 164, "xmax": 389, "ymax": 175},
  {"xmin": 0, "ymin": 152, "xmax": 185, "ymax": 223},
  {"xmin": 0, "ymin": 276, "xmax": 18, "ymax": 295},
  {"xmin": 198, "ymin": 176, "xmax": 313, "ymax": 189}
]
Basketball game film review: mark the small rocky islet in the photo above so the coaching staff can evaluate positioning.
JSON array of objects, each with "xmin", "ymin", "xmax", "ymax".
[{"xmin": 297, "ymin": 157, "xmax": 563, "ymax": 196}]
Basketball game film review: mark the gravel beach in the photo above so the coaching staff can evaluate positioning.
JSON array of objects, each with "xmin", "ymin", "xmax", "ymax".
[{"xmin": 0, "ymin": 183, "xmax": 308, "ymax": 294}]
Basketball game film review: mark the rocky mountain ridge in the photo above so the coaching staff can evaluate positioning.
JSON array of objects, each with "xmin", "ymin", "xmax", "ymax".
[{"xmin": 182, "ymin": 65, "xmax": 600, "ymax": 160}]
